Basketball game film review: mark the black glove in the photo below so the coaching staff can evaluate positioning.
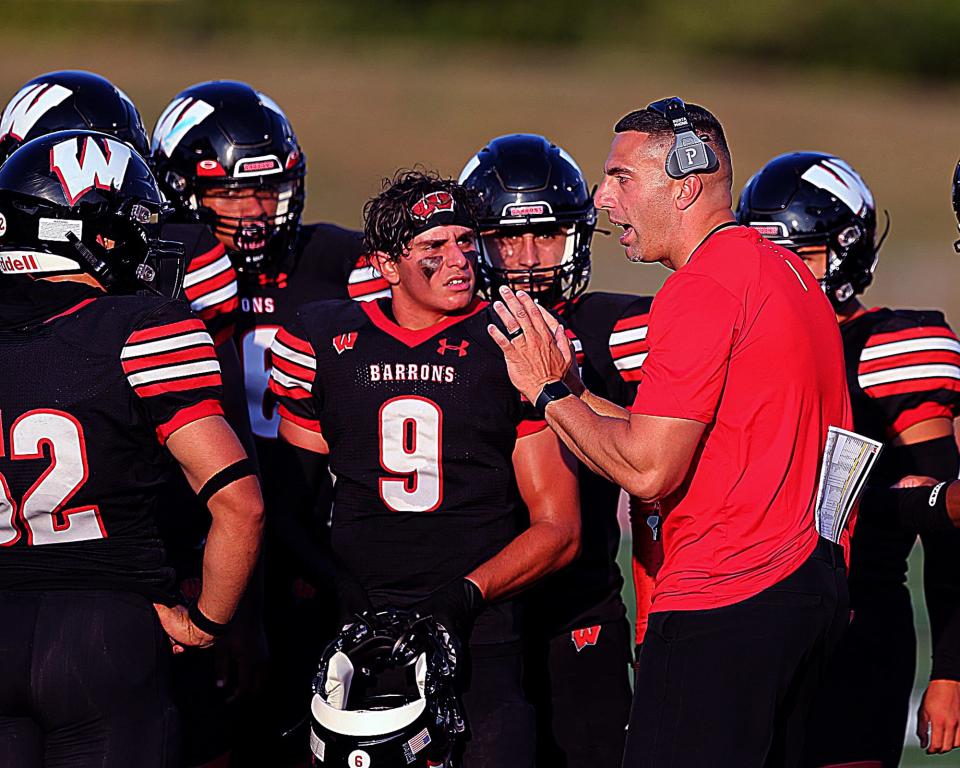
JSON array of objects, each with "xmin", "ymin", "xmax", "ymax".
[
  {"xmin": 414, "ymin": 578, "xmax": 485, "ymax": 640},
  {"xmin": 335, "ymin": 572, "xmax": 373, "ymax": 627}
]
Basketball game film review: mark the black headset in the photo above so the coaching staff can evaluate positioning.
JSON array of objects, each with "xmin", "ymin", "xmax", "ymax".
[{"xmin": 646, "ymin": 96, "xmax": 720, "ymax": 179}]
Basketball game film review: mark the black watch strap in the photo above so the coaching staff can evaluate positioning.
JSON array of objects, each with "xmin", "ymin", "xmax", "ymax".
[
  {"xmin": 188, "ymin": 600, "xmax": 230, "ymax": 638},
  {"xmin": 535, "ymin": 381, "xmax": 572, "ymax": 417}
]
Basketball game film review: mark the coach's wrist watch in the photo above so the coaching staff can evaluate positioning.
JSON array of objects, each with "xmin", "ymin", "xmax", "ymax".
[{"xmin": 535, "ymin": 380, "xmax": 573, "ymax": 417}]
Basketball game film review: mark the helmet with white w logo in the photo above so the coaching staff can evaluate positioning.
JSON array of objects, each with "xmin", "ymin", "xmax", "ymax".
[
  {"xmin": 309, "ymin": 609, "xmax": 464, "ymax": 767},
  {"xmin": 149, "ymin": 80, "xmax": 306, "ymax": 274},
  {"xmin": 736, "ymin": 152, "xmax": 889, "ymax": 310},
  {"xmin": 0, "ymin": 70, "xmax": 148, "ymax": 166},
  {"xmin": 0, "ymin": 130, "xmax": 184, "ymax": 296}
]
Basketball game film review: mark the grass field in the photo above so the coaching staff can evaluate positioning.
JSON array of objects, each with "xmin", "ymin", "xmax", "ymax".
[{"xmin": 3, "ymin": 34, "xmax": 959, "ymax": 765}]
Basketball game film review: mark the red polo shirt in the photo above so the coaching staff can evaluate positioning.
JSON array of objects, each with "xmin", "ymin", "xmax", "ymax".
[{"xmin": 631, "ymin": 225, "xmax": 851, "ymax": 613}]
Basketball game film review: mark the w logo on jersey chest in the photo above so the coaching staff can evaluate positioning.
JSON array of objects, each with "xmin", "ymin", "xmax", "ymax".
[
  {"xmin": 333, "ymin": 332, "xmax": 358, "ymax": 354},
  {"xmin": 50, "ymin": 136, "xmax": 132, "ymax": 206}
]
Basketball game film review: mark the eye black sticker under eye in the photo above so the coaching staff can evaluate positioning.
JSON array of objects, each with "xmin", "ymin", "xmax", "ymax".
[{"xmin": 420, "ymin": 256, "xmax": 444, "ymax": 278}]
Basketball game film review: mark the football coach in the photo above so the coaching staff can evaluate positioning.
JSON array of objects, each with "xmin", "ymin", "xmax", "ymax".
[{"xmin": 487, "ymin": 98, "xmax": 854, "ymax": 768}]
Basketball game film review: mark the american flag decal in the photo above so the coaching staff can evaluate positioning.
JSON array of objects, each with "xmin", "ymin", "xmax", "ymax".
[
  {"xmin": 121, "ymin": 318, "xmax": 221, "ymax": 397},
  {"xmin": 403, "ymin": 727, "xmax": 431, "ymax": 763},
  {"xmin": 609, "ymin": 313, "xmax": 649, "ymax": 382}
]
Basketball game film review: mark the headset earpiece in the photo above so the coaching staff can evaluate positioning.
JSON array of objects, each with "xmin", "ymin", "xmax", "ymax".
[{"xmin": 646, "ymin": 96, "xmax": 719, "ymax": 179}]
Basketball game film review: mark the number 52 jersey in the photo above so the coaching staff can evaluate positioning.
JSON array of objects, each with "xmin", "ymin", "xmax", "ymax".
[
  {"xmin": 0, "ymin": 278, "xmax": 223, "ymax": 600},
  {"xmin": 269, "ymin": 298, "xmax": 545, "ymax": 645}
]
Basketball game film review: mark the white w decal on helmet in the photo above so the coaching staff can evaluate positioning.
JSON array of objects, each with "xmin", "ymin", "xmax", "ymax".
[
  {"xmin": 801, "ymin": 157, "xmax": 874, "ymax": 217},
  {"xmin": 50, "ymin": 136, "xmax": 132, "ymax": 206},
  {"xmin": 0, "ymin": 83, "xmax": 72, "ymax": 142},
  {"xmin": 151, "ymin": 96, "xmax": 215, "ymax": 157}
]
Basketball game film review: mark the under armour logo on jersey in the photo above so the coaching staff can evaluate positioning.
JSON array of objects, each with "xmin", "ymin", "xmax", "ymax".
[
  {"xmin": 50, "ymin": 136, "xmax": 132, "ymax": 206},
  {"xmin": 332, "ymin": 332, "xmax": 358, "ymax": 354},
  {"xmin": 437, "ymin": 338, "xmax": 469, "ymax": 357},
  {"xmin": 571, "ymin": 625, "xmax": 601, "ymax": 652},
  {"xmin": 411, "ymin": 191, "xmax": 455, "ymax": 221},
  {"xmin": 0, "ymin": 82, "xmax": 72, "ymax": 142},
  {"xmin": 151, "ymin": 96, "xmax": 215, "ymax": 156}
]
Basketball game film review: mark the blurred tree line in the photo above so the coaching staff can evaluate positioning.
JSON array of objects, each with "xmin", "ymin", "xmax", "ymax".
[{"xmin": 4, "ymin": 0, "xmax": 959, "ymax": 81}]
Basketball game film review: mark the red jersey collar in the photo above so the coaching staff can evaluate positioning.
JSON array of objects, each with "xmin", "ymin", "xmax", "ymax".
[{"xmin": 361, "ymin": 298, "xmax": 488, "ymax": 347}]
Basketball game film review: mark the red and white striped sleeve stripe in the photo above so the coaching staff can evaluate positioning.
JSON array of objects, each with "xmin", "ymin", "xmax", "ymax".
[
  {"xmin": 269, "ymin": 327, "xmax": 317, "ymax": 401},
  {"xmin": 347, "ymin": 256, "xmax": 391, "ymax": 302},
  {"xmin": 121, "ymin": 318, "xmax": 222, "ymax": 398},
  {"xmin": 609, "ymin": 313, "xmax": 650, "ymax": 382},
  {"xmin": 857, "ymin": 325, "xmax": 960, "ymax": 399},
  {"xmin": 183, "ymin": 243, "xmax": 239, "ymax": 319}
]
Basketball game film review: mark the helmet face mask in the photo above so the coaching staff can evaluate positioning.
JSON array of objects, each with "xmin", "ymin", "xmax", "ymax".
[
  {"xmin": 310, "ymin": 610, "xmax": 464, "ymax": 767},
  {"xmin": 459, "ymin": 134, "xmax": 595, "ymax": 310},
  {"xmin": 0, "ymin": 130, "xmax": 184, "ymax": 297},
  {"xmin": 736, "ymin": 152, "xmax": 885, "ymax": 311},
  {"xmin": 150, "ymin": 81, "xmax": 306, "ymax": 275}
]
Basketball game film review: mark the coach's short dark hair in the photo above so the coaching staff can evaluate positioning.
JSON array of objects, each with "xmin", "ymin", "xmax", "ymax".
[
  {"xmin": 614, "ymin": 103, "xmax": 730, "ymax": 165},
  {"xmin": 363, "ymin": 169, "xmax": 481, "ymax": 261}
]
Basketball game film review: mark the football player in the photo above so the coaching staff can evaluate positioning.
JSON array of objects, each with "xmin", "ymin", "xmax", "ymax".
[
  {"xmin": 0, "ymin": 130, "xmax": 262, "ymax": 768},
  {"xmin": 459, "ymin": 134, "xmax": 649, "ymax": 767},
  {"xmin": 738, "ymin": 152, "xmax": 960, "ymax": 765},
  {"xmin": 269, "ymin": 170, "xmax": 580, "ymax": 767},
  {"xmin": 150, "ymin": 79, "xmax": 388, "ymax": 763},
  {"xmin": 0, "ymin": 70, "xmax": 255, "ymax": 768}
]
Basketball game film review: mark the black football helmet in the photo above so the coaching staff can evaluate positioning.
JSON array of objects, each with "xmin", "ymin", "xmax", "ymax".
[
  {"xmin": 0, "ymin": 130, "xmax": 183, "ymax": 296},
  {"xmin": 0, "ymin": 70, "xmax": 148, "ymax": 166},
  {"xmin": 736, "ymin": 151, "xmax": 888, "ymax": 310},
  {"xmin": 149, "ymin": 80, "xmax": 305, "ymax": 274},
  {"xmin": 458, "ymin": 134, "xmax": 595, "ymax": 309},
  {"xmin": 309, "ymin": 610, "xmax": 464, "ymax": 767}
]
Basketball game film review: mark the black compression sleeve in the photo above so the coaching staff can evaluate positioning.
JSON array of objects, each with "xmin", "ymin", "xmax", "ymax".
[
  {"xmin": 896, "ymin": 435, "xmax": 960, "ymax": 681},
  {"xmin": 265, "ymin": 440, "xmax": 338, "ymax": 589}
]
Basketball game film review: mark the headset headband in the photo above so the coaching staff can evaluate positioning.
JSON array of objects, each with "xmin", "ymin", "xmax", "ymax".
[{"xmin": 646, "ymin": 96, "xmax": 720, "ymax": 179}]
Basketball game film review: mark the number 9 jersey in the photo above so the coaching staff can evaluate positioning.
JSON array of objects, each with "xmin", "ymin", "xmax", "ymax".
[
  {"xmin": 0, "ymin": 277, "xmax": 223, "ymax": 601},
  {"xmin": 269, "ymin": 297, "xmax": 545, "ymax": 646}
]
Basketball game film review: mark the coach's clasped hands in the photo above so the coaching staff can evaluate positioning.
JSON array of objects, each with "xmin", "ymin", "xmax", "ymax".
[{"xmin": 487, "ymin": 285, "xmax": 583, "ymax": 405}]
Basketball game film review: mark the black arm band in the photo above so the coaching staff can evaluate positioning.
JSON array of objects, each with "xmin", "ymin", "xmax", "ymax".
[
  {"xmin": 188, "ymin": 600, "xmax": 230, "ymax": 637},
  {"xmin": 197, "ymin": 458, "xmax": 256, "ymax": 508},
  {"xmin": 861, "ymin": 484, "xmax": 954, "ymax": 534}
]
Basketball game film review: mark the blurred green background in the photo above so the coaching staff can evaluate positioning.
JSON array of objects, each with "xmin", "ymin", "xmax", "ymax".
[{"xmin": 4, "ymin": 1, "xmax": 960, "ymax": 762}]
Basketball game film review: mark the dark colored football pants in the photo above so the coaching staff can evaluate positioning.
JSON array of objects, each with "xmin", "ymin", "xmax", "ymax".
[
  {"xmin": 622, "ymin": 538, "xmax": 849, "ymax": 768},
  {"xmin": 459, "ymin": 646, "xmax": 536, "ymax": 768},
  {"xmin": 525, "ymin": 618, "xmax": 633, "ymax": 768},
  {"xmin": 0, "ymin": 590, "xmax": 179, "ymax": 768},
  {"xmin": 801, "ymin": 584, "xmax": 915, "ymax": 768}
]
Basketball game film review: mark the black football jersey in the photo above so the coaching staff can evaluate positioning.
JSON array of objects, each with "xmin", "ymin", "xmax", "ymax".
[
  {"xmin": 165, "ymin": 221, "xmax": 240, "ymax": 345},
  {"xmin": 269, "ymin": 298, "xmax": 544, "ymax": 645},
  {"xmin": 842, "ymin": 308, "xmax": 960, "ymax": 586},
  {"xmin": 526, "ymin": 292, "xmax": 654, "ymax": 635},
  {"xmin": 0, "ymin": 277, "xmax": 223, "ymax": 600}
]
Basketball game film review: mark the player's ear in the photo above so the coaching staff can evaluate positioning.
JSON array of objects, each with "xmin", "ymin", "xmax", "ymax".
[{"xmin": 370, "ymin": 251, "xmax": 401, "ymax": 286}]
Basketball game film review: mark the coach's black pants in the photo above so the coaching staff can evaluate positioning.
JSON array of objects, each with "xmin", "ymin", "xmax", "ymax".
[
  {"xmin": 0, "ymin": 590, "xmax": 179, "ymax": 768},
  {"xmin": 623, "ymin": 538, "xmax": 849, "ymax": 768}
]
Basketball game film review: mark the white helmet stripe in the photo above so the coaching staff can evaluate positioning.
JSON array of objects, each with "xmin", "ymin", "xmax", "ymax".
[{"xmin": 801, "ymin": 157, "xmax": 873, "ymax": 216}]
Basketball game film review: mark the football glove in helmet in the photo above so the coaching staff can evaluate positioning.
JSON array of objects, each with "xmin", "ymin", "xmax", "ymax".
[
  {"xmin": 0, "ymin": 70, "xmax": 147, "ymax": 166},
  {"xmin": 310, "ymin": 609, "xmax": 464, "ymax": 767},
  {"xmin": 459, "ymin": 133, "xmax": 595, "ymax": 310},
  {"xmin": 736, "ymin": 151, "xmax": 888, "ymax": 310},
  {"xmin": 150, "ymin": 80, "xmax": 305, "ymax": 274},
  {"xmin": 0, "ymin": 130, "xmax": 183, "ymax": 296}
]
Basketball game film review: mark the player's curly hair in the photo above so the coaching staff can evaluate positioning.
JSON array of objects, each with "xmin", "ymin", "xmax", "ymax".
[{"xmin": 363, "ymin": 169, "xmax": 481, "ymax": 261}]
